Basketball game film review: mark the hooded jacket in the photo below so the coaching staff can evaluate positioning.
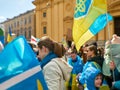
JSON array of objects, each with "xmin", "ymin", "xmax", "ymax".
[
  {"xmin": 79, "ymin": 56, "xmax": 102, "ymax": 85},
  {"xmin": 84, "ymin": 67, "xmax": 101, "ymax": 90}
]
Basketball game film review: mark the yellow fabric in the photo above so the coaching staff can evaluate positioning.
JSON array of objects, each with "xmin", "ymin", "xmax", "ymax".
[
  {"xmin": 65, "ymin": 74, "xmax": 79, "ymax": 90},
  {"xmin": 75, "ymin": 30, "xmax": 94, "ymax": 51},
  {"xmin": 71, "ymin": 74, "xmax": 79, "ymax": 90},
  {"xmin": 37, "ymin": 79, "xmax": 43, "ymax": 90},
  {"xmin": 73, "ymin": 0, "xmax": 107, "ymax": 51},
  {"xmin": 99, "ymin": 85, "xmax": 110, "ymax": 90},
  {"xmin": 7, "ymin": 34, "xmax": 12, "ymax": 43}
]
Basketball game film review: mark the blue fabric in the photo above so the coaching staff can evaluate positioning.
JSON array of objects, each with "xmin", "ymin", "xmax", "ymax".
[
  {"xmin": 68, "ymin": 55, "xmax": 83, "ymax": 86},
  {"xmin": 0, "ymin": 36, "xmax": 4, "ymax": 44},
  {"xmin": 112, "ymin": 68, "xmax": 120, "ymax": 81},
  {"xmin": 40, "ymin": 52, "xmax": 57, "ymax": 69},
  {"xmin": 79, "ymin": 60, "xmax": 101, "ymax": 85},
  {"xmin": 0, "ymin": 36, "xmax": 48, "ymax": 90},
  {"xmin": 113, "ymin": 80, "xmax": 120, "ymax": 89},
  {"xmin": 83, "ymin": 67, "xmax": 101, "ymax": 90},
  {"xmin": 8, "ymin": 26, "xmax": 12, "ymax": 36},
  {"xmin": 68, "ymin": 55, "xmax": 83, "ymax": 74},
  {"xmin": 111, "ymin": 68, "xmax": 120, "ymax": 89},
  {"xmin": 89, "ymin": 13, "xmax": 113, "ymax": 35},
  {"xmin": 74, "ymin": 0, "xmax": 93, "ymax": 19}
]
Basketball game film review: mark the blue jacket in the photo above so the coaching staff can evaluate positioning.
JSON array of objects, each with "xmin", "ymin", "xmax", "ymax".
[
  {"xmin": 79, "ymin": 61, "xmax": 101, "ymax": 85},
  {"xmin": 83, "ymin": 67, "xmax": 101, "ymax": 90},
  {"xmin": 111, "ymin": 68, "xmax": 120, "ymax": 89},
  {"xmin": 68, "ymin": 55, "xmax": 83, "ymax": 74},
  {"xmin": 67, "ymin": 55, "xmax": 83, "ymax": 87}
]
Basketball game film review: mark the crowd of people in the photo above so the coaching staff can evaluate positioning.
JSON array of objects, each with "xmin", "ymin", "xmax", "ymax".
[
  {"xmin": 35, "ymin": 34, "xmax": 120, "ymax": 90},
  {"xmin": 0, "ymin": 34, "xmax": 120, "ymax": 90}
]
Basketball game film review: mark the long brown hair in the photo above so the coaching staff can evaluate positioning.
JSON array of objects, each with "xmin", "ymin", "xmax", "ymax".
[
  {"xmin": 88, "ymin": 45, "xmax": 98, "ymax": 56},
  {"xmin": 37, "ymin": 36, "xmax": 66, "ymax": 57}
]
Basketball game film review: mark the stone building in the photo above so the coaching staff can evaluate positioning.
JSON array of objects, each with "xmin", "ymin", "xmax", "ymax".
[
  {"xmin": 0, "ymin": 9, "xmax": 36, "ymax": 42},
  {"xmin": 33, "ymin": 0, "xmax": 120, "ymax": 47}
]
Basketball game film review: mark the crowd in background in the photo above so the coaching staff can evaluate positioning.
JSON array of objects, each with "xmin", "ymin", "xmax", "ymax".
[{"xmin": 0, "ymin": 34, "xmax": 120, "ymax": 90}]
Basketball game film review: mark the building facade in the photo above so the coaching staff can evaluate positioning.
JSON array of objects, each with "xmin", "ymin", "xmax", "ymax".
[
  {"xmin": 0, "ymin": 9, "xmax": 36, "ymax": 42},
  {"xmin": 33, "ymin": 0, "xmax": 120, "ymax": 47},
  {"xmin": 33, "ymin": 0, "xmax": 75, "ymax": 45}
]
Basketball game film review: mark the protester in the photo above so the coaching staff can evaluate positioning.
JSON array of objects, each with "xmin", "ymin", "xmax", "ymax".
[
  {"xmin": 83, "ymin": 67, "xmax": 103, "ymax": 90},
  {"xmin": 103, "ymin": 34, "xmax": 120, "ymax": 89},
  {"xmin": 37, "ymin": 36, "xmax": 72, "ymax": 90},
  {"xmin": 78, "ymin": 45, "xmax": 105, "ymax": 87},
  {"xmin": 67, "ymin": 47, "xmax": 83, "ymax": 90},
  {"xmin": 109, "ymin": 61, "xmax": 120, "ymax": 90},
  {"xmin": 79, "ymin": 44, "xmax": 89, "ymax": 64}
]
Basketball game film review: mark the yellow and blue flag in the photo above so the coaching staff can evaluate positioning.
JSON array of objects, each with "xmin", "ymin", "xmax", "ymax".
[
  {"xmin": 0, "ymin": 36, "xmax": 48, "ymax": 90},
  {"xmin": 7, "ymin": 26, "xmax": 12, "ymax": 43},
  {"xmin": 73, "ymin": 0, "xmax": 113, "ymax": 51}
]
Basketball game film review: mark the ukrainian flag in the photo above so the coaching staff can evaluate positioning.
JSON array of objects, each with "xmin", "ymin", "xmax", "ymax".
[
  {"xmin": 0, "ymin": 36, "xmax": 48, "ymax": 90},
  {"xmin": 7, "ymin": 27, "xmax": 12, "ymax": 43},
  {"xmin": 73, "ymin": 0, "xmax": 113, "ymax": 51}
]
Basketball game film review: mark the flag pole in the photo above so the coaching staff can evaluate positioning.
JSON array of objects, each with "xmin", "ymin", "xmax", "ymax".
[{"xmin": 105, "ymin": 0, "xmax": 115, "ymax": 82}]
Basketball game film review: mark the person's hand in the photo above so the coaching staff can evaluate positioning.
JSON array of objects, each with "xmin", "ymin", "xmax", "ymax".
[
  {"xmin": 109, "ymin": 61, "xmax": 116, "ymax": 70},
  {"xmin": 76, "ymin": 73, "xmax": 84, "ymax": 90}
]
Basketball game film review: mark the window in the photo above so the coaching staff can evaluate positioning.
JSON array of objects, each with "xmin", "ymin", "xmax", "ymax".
[
  {"xmin": 17, "ymin": 21, "xmax": 19, "ymax": 27},
  {"xmin": 43, "ymin": 26, "xmax": 47, "ymax": 34},
  {"xmin": 24, "ymin": 18, "xmax": 27, "ymax": 25},
  {"xmin": 28, "ymin": 16, "xmax": 31, "ymax": 24},
  {"xmin": 24, "ymin": 28, "xmax": 27, "ymax": 37},
  {"xmin": 28, "ymin": 27, "xmax": 32, "ymax": 39},
  {"xmin": 43, "ymin": 12, "xmax": 46, "ymax": 17},
  {"xmin": 14, "ymin": 22, "xmax": 16, "ymax": 27}
]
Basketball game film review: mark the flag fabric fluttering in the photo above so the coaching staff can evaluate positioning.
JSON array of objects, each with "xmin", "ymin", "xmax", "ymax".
[
  {"xmin": 0, "ymin": 27, "xmax": 4, "ymax": 44},
  {"xmin": 30, "ymin": 35, "xmax": 40, "ymax": 46},
  {"xmin": 73, "ymin": 0, "xmax": 113, "ymax": 51},
  {"xmin": 0, "ymin": 36, "xmax": 48, "ymax": 90},
  {"xmin": 7, "ymin": 26, "xmax": 12, "ymax": 43}
]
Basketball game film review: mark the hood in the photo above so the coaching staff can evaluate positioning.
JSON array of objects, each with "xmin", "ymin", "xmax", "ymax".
[
  {"xmin": 84, "ymin": 67, "xmax": 101, "ymax": 90},
  {"xmin": 52, "ymin": 58, "xmax": 72, "ymax": 81}
]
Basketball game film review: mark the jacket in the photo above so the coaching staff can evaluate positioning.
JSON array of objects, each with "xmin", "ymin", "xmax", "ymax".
[{"xmin": 43, "ymin": 58, "xmax": 72, "ymax": 90}]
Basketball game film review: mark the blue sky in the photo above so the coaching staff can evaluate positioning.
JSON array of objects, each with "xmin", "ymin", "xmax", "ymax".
[{"xmin": 0, "ymin": 0, "xmax": 35, "ymax": 23}]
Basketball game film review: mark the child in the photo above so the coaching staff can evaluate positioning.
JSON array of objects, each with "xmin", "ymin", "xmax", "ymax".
[{"xmin": 83, "ymin": 67, "xmax": 109, "ymax": 90}]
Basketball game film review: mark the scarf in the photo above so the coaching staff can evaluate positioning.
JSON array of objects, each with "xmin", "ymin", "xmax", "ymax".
[{"xmin": 40, "ymin": 52, "xmax": 57, "ymax": 69}]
